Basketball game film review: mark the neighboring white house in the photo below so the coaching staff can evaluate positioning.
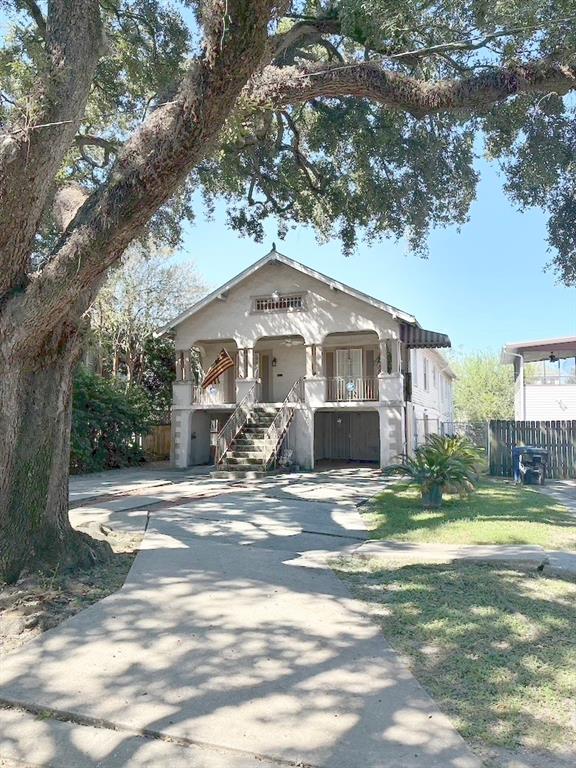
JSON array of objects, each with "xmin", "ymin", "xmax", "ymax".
[
  {"xmin": 161, "ymin": 249, "xmax": 455, "ymax": 471},
  {"xmin": 502, "ymin": 336, "xmax": 576, "ymax": 421}
]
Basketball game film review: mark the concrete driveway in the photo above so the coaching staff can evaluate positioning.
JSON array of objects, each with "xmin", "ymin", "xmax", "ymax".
[{"xmin": 0, "ymin": 468, "xmax": 480, "ymax": 768}]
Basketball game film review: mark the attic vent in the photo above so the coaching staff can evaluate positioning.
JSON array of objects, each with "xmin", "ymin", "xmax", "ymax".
[{"xmin": 254, "ymin": 294, "xmax": 304, "ymax": 312}]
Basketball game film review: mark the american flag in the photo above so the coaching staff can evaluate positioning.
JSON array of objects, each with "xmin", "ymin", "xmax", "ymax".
[{"xmin": 201, "ymin": 348, "xmax": 235, "ymax": 389}]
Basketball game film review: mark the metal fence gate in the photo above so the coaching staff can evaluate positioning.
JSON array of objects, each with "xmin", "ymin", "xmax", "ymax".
[
  {"xmin": 413, "ymin": 419, "xmax": 488, "ymax": 454},
  {"xmin": 489, "ymin": 420, "xmax": 576, "ymax": 479}
]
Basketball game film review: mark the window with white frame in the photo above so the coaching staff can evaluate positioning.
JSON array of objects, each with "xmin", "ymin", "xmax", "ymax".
[
  {"xmin": 423, "ymin": 358, "xmax": 429, "ymax": 391},
  {"xmin": 412, "ymin": 351, "xmax": 418, "ymax": 386},
  {"xmin": 432, "ymin": 364, "xmax": 437, "ymax": 388}
]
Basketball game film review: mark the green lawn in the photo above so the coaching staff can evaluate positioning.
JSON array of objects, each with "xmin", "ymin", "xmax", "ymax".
[
  {"xmin": 366, "ymin": 479, "xmax": 576, "ymax": 549},
  {"xmin": 335, "ymin": 558, "xmax": 576, "ymax": 761}
]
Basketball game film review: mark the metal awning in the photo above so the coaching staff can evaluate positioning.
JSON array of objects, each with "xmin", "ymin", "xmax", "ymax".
[{"xmin": 400, "ymin": 323, "xmax": 451, "ymax": 349}]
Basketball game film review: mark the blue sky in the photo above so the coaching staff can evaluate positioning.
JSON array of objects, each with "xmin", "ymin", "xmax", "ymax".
[{"xmin": 176, "ymin": 159, "xmax": 576, "ymax": 356}]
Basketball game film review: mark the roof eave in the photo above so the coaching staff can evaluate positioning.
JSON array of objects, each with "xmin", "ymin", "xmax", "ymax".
[{"xmin": 158, "ymin": 248, "xmax": 422, "ymax": 336}]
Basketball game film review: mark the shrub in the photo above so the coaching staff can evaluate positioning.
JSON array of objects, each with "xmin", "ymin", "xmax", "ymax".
[
  {"xmin": 71, "ymin": 367, "xmax": 153, "ymax": 473},
  {"xmin": 383, "ymin": 434, "xmax": 483, "ymax": 508}
]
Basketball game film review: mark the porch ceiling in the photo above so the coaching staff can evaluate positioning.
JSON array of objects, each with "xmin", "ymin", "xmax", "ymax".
[{"xmin": 502, "ymin": 336, "xmax": 576, "ymax": 363}]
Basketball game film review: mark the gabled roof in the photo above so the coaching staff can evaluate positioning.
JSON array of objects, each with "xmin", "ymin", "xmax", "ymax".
[
  {"xmin": 159, "ymin": 249, "xmax": 453, "ymax": 350},
  {"xmin": 158, "ymin": 248, "xmax": 417, "ymax": 336},
  {"xmin": 159, "ymin": 248, "xmax": 417, "ymax": 335}
]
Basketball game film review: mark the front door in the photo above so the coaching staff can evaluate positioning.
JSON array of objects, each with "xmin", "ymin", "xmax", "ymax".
[{"xmin": 260, "ymin": 352, "xmax": 272, "ymax": 402}]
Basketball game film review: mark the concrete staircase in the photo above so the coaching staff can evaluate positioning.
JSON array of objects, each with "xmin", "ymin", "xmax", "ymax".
[{"xmin": 213, "ymin": 406, "xmax": 280, "ymax": 479}]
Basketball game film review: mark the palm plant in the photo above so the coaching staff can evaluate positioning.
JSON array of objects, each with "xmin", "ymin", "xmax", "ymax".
[{"xmin": 383, "ymin": 434, "xmax": 483, "ymax": 508}]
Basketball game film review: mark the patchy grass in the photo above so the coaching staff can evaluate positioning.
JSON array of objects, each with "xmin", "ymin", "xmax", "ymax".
[
  {"xmin": 336, "ymin": 558, "xmax": 576, "ymax": 764},
  {"xmin": 366, "ymin": 479, "xmax": 576, "ymax": 549},
  {"xmin": 0, "ymin": 530, "xmax": 140, "ymax": 657}
]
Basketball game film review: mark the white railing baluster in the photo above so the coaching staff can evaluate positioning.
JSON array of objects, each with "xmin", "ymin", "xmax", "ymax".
[
  {"xmin": 192, "ymin": 384, "xmax": 231, "ymax": 405},
  {"xmin": 326, "ymin": 377, "xmax": 379, "ymax": 401}
]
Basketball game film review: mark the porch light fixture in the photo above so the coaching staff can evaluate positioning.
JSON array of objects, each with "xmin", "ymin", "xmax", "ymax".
[
  {"xmin": 549, "ymin": 352, "xmax": 558, "ymax": 363},
  {"xmin": 272, "ymin": 357, "xmax": 277, "ymax": 367}
]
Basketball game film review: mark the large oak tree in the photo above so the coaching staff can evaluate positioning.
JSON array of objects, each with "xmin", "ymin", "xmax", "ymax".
[{"xmin": 2, "ymin": 0, "xmax": 576, "ymax": 582}]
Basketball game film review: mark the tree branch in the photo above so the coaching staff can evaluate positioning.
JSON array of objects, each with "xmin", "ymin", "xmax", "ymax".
[
  {"xmin": 16, "ymin": 0, "xmax": 47, "ymax": 37},
  {"xmin": 75, "ymin": 134, "xmax": 120, "ymax": 168},
  {"xmin": 248, "ymin": 59, "xmax": 576, "ymax": 118},
  {"xmin": 0, "ymin": 0, "xmax": 104, "ymax": 301},
  {"xmin": 270, "ymin": 17, "xmax": 340, "ymax": 63},
  {"xmin": 389, "ymin": 28, "xmax": 538, "ymax": 60}
]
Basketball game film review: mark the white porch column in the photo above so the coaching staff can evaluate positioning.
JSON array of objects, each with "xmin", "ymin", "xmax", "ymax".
[
  {"xmin": 379, "ymin": 406, "xmax": 404, "ymax": 467},
  {"xmin": 237, "ymin": 348, "xmax": 246, "ymax": 379},
  {"xmin": 183, "ymin": 350, "xmax": 192, "ymax": 381},
  {"xmin": 379, "ymin": 339, "xmax": 388, "ymax": 374},
  {"xmin": 313, "ymin": 344, "xmax": 322, "ymax": 376},
  {"xmin": 172, "ymin": 409, "xmax": 192, "ymax": 467},
  {"xmin": 391, "ymin": 338, "xmax": 401, "ymax": 374},
  {"xmin": 305, "ymin": 344, "xmax": 314, "ymax": 378},
  {"xmin": 380, "ymin": 336, "xmax": 400, "ymax": 374},
  {"xmin": 379, "ymin": 334, "xmax": 403, "ymax": 403},
  {"xmin": 175, "ymin": 351, "xmax": 184, "ymax": 381},
  {"xmin": 245, "ymin": 347, "xmax": 255, "ymax": 379}
]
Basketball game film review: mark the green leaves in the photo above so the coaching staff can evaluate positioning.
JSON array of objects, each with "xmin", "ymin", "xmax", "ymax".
[
  {"xmin": 452, "ymin": 353, "xmax": 515, "ymax": 422},
  {"xmin": 201, "ymin": 101, "xmax": 478, "ymax": 256},
  {"xmin": 71, "ymin": 366, "xmax": 153, "ymax": 473},
  {"xmin": 383, "ymin": 434, "xmax": 484, "ymax": 505}
]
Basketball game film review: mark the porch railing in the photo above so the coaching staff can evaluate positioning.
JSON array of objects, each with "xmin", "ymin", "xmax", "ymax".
[
  {"xmin": 214, "ymin": 382, "xmax": 256, "ymax": 465},
  {"xmin": 326, "ymin": 377, "xmax": 379, "ymax": 401},
  {"xmin": 263, "ymin": 378, "xmax": 304, "ymax": 470},
  {"xmin": 192, "ymin": 384, "xmax": 233, "ymax": 405}
]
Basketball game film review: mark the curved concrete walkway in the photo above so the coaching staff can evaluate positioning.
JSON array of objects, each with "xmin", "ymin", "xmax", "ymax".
[{"xmin": 0, "ymin": 468, "xmax": 480, "ymax": 768}]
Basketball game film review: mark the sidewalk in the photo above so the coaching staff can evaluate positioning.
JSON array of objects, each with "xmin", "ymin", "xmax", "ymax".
[
  {"xmin": 0, "ymin": 472, "xmax": 480, "ymax": 768},
  {"xmin": 68, "ymin": 463, "xmax": 213, "ymax": 504},
  {"xmin": 353, "ymin": 540, "xmax": 576, "ymax": 573}
]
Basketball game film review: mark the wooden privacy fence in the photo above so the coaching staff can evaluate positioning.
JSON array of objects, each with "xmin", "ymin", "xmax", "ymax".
[
  {"xmin": 489, "ymin": 420, "xmax": 576, "ymax": 479},
  {"xmin": 143, "ymin": 424, "xmax": 171, "ymax": 460}
]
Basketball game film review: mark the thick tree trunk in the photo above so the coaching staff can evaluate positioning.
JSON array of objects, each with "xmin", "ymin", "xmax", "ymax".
[{"xmin": 0, "ymin": 329, "xmax": 111, "ymax": 583}]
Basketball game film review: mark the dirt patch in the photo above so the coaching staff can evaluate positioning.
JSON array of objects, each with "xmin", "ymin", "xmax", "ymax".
[{"xmin": 0, "ymin": 529, "xmax": 141, "ymax": 657}]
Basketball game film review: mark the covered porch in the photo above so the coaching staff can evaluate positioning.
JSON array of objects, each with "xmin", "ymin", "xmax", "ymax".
[{"xmin": 173, "ymin": 329, "xmax": 404, "ymax": 407}]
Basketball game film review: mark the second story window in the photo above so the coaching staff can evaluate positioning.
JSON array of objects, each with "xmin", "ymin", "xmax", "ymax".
[
  {"xmin": 253, "ymin": 294, "xmax": 304, "ymax": 312},
  {"xmin": 423, "ymin": 358, "xmax": 429, "ymax": 391}
]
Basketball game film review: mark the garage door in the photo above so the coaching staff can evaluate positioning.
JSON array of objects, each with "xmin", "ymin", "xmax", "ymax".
[{"xmin": 314, "ymin": 412, "xmax": 380, "ymax": 463}]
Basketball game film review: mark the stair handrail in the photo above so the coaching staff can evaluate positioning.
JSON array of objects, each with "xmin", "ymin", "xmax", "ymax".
[
  {"xmin": 262, "ymin": 378, "xmax": 304, "ymax": 469},
  {"xmin": 214, "ymin": 382, "xmax": 257, "ymax": 465}
]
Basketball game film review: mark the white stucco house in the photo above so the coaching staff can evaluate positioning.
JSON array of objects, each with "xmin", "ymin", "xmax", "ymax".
[
  {"xmin": 502, "ymin": 336, "xmax": 576, "ymax": 421},
  {"xmin": 161, "ymin": 249, "xmax": 455, "ymax": 473}
]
